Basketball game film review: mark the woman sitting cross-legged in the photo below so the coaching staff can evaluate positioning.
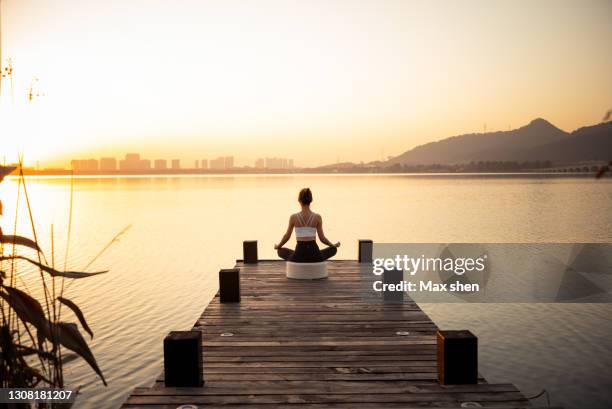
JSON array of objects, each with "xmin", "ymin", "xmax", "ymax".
[{"xmin": 274, "ymin": 188, "xmax": 340, "ymax": 262}]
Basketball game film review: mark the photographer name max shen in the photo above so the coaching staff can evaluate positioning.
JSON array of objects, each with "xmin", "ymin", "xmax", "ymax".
[{"xmin": 373, "ymin": 280, "xmax": 480, "ymax": 293}]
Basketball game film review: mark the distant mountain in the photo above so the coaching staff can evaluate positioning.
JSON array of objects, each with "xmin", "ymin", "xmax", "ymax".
[
  {"xmin": 521, "ymin": 121, "xmax": 612, "ymax": 163},
  {"xmin": 388, "ymin": 119, "xmax": 612, "ymax": 166}
]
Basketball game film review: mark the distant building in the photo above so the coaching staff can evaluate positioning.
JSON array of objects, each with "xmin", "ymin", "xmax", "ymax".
[
  {"xmin": 71, "ymin": 159, "xmax": 99, "ymax": 171},
  {"xmin": 224, "ymin": 156, "xmax": 234, "ymax": 169},
  {"xmin": 119, "ymin": 153, "xmax": 143, "ymax": 171},
  {"xmin": 87, "ymin": 159, "xmax": 99, "ymax": 170},
  {"xmin": 255, "ymin": 158, "xmax": 265, "ymax": 169},
  {"xmin": 195, "ymin": 160, "xmax": 200, "ymax": 169},
  {"xmin": 140, "ymin": 159, "xmax": 151, "ymax": 170},
  {"xmin": 100, "ymin": 157, "xmax": 117, "ymax": 171},
  {"xmin": 265, "ymin": 158, "xmax": 276, "ymax": 169},
  {"xmin": 154, "ymin": 159, "xmax": 167, "ymax": 170},
  {"xmin": 210, "ymin": 157, "xmax": 225, "ymax": 170},
  {"xmin": 201, "ymin": 159, "xmax": 208, "ymax": 169},
  {"xmin": 171, "ymin": 159, "xmax": 180, "ymax": 169},
  {"xmin": 265, "ymin": 157, "xmax": 282, "ymax": 169},
  {"xmin": 264, "ymin": 157, "xmax": 294, "ymax": 169}
]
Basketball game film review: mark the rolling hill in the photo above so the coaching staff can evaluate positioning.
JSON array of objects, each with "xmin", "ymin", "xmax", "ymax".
[{"xmin": 388, "ymin": 119, "xmax": 611, "ymax": 165}]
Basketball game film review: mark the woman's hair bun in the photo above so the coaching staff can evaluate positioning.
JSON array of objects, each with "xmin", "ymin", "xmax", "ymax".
[{"xmin": 298, "ymin": 188, "xmax": 313, "ymax": 205}]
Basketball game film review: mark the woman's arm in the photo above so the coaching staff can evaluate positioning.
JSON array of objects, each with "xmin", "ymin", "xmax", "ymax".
[
  {"xmin": 274, "ymin": 215, "xmax": 294, "ymax": 249},
  {"xmin": 316, "ymin": 215, "xmax": 340, "ymax": 248}
]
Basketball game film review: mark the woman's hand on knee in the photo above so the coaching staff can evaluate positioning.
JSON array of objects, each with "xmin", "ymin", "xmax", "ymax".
[
  {"xmin": 274, "ymin": 244, "xmax": 280, "ymax": 250},
  {"xmin": 334, "ymin": 242, "xmax": 341, "ymax": 248}
]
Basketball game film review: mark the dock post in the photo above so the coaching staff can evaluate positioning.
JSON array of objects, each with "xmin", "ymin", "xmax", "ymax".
[
  {"xmin": 243, "ymin": 240, "xmax": 258, "ymax": 263},
  {"xmin": 219, "ymin": 268, "xmax": 241, "ymax": 303},
  {"xmin": 358, "ymin": 239, "xmax": 373, "ymax": 263},
  {"xmin": 163, "ymin": 331, "xmax": 203, "ymax": 387},
  {"xmin": 437, "ymin": 330, "xmax": 478, "ymax": 384},
  {"xmin": 383, "ymin": 268, "xmax": 404, "ymax": 303}
]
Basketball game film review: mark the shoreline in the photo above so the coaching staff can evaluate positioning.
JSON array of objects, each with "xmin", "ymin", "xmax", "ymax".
[{"xmin": 4, "ymin": 171, "xmax": 606, "ymax": 179}]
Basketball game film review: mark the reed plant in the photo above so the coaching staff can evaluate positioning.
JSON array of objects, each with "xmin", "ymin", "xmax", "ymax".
[{"xmin": 1, "ymin": 160, "xmax": 123, "ymax": 406}]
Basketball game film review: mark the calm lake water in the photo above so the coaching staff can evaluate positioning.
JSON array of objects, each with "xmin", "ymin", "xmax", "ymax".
[{"xmin": 1, "ymin": 174, "xmax": 611, "ymax": 409}]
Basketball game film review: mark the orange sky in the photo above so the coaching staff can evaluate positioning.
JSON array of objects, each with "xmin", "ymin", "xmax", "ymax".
[{"xmin": 1, "ymin": 0, "xmax": 611, "ymax": 168}]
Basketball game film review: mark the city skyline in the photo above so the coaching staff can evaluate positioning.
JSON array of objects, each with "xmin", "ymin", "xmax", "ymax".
[
  {"xmin": 67, "ymin": 153, "xmax": 296, "ymax": 172},
  {"xmin": 1, "ymin": 0, "xmax": 612, "ymax": 167}
]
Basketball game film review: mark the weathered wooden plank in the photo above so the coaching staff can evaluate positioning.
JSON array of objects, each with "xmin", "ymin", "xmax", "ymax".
[
  {"xmin": 125, "ymin": 391, "xmax": 527, "ymax": 404},
  {"xmin": 154, "ymin": 373, "xmax": 464, "ymax": 382},
  {"xmin": 133, "ymin": 382, "xmax": 520, "ymax": 395},
  {"xmin": 203, "ymin": 355, "xmax": 437, "ymax": 362}
]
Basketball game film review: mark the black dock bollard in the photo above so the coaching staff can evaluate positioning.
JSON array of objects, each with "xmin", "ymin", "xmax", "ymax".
[
  {"xmin": 164, "ymin": 331, "xmax": 203, "ymax": 387},
  {"xmin": 383, "ymin": 268, "xmax": 404, "ymax": 303},
  {"xmin": 358, "ymin": 239, "xmax": 373, "ymax": 263},
  {"xmin": 437, "ymin": 330, "xmax": 478, "ymax": 385},
  {"xmin": 243, "ymin": 240, "xmax": 258, "ymax": 264},
  {"xmin": 219, "ymin": 268, "xmax": 240, "ymax": 303}
]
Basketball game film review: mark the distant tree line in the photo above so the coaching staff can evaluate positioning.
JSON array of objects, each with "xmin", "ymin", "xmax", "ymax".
[
  {"xmin": 458, "ymin": 160, "xmax": 554, "ymax": 171},
  {"xmin": 307, "ymin": 160, "xmax": 607, "ymax": 174},
  {"xmin": 385, "ymin": 161, "xmax": 552, "ymax": 172}
]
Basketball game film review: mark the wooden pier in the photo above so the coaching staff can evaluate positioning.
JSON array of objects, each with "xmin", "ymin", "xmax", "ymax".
[{"xmin": 122, "ymin": 259, "xmax": 556, "ymax": 408}]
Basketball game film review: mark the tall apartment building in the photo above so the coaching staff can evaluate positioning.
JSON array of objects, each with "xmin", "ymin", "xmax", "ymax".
[
  {"xmin": 71, "ymin": 159, "xmax": 99, "ymax": 171},
  {"xmin": 210, "ymin": 157, "xmax": 225, "ymax": 170},
  {"xmin": 119, "ymin": 153, "xmax": 141, "ymax": 171},
  {"xmin": 224, "ymin": 156, "xmax": 234, "ymax": 169},
  {"xmin": 118, "ymin": 153, "xmax": 151, "ymax": 171},
  {"xmin": 171, "ymin": 159, "xmax": 180, "ymax": 169},
  {"xmin": 265, "ymin": 157, "xmax": 282, "ymax": 169},
  {"xmin": 201, "ymin": 159, "xmax": 208, "ymax": 169},
  {"xmin": 264, "ymin": 157, "xmax": 294, "ymax": 169},
  {"xmin": 100, "ymin": 157, "xmax": 117, "ymax": 171},
  {"xmin": 154, "ymin": 159, "xmax": 167, "ymax": 170}
]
